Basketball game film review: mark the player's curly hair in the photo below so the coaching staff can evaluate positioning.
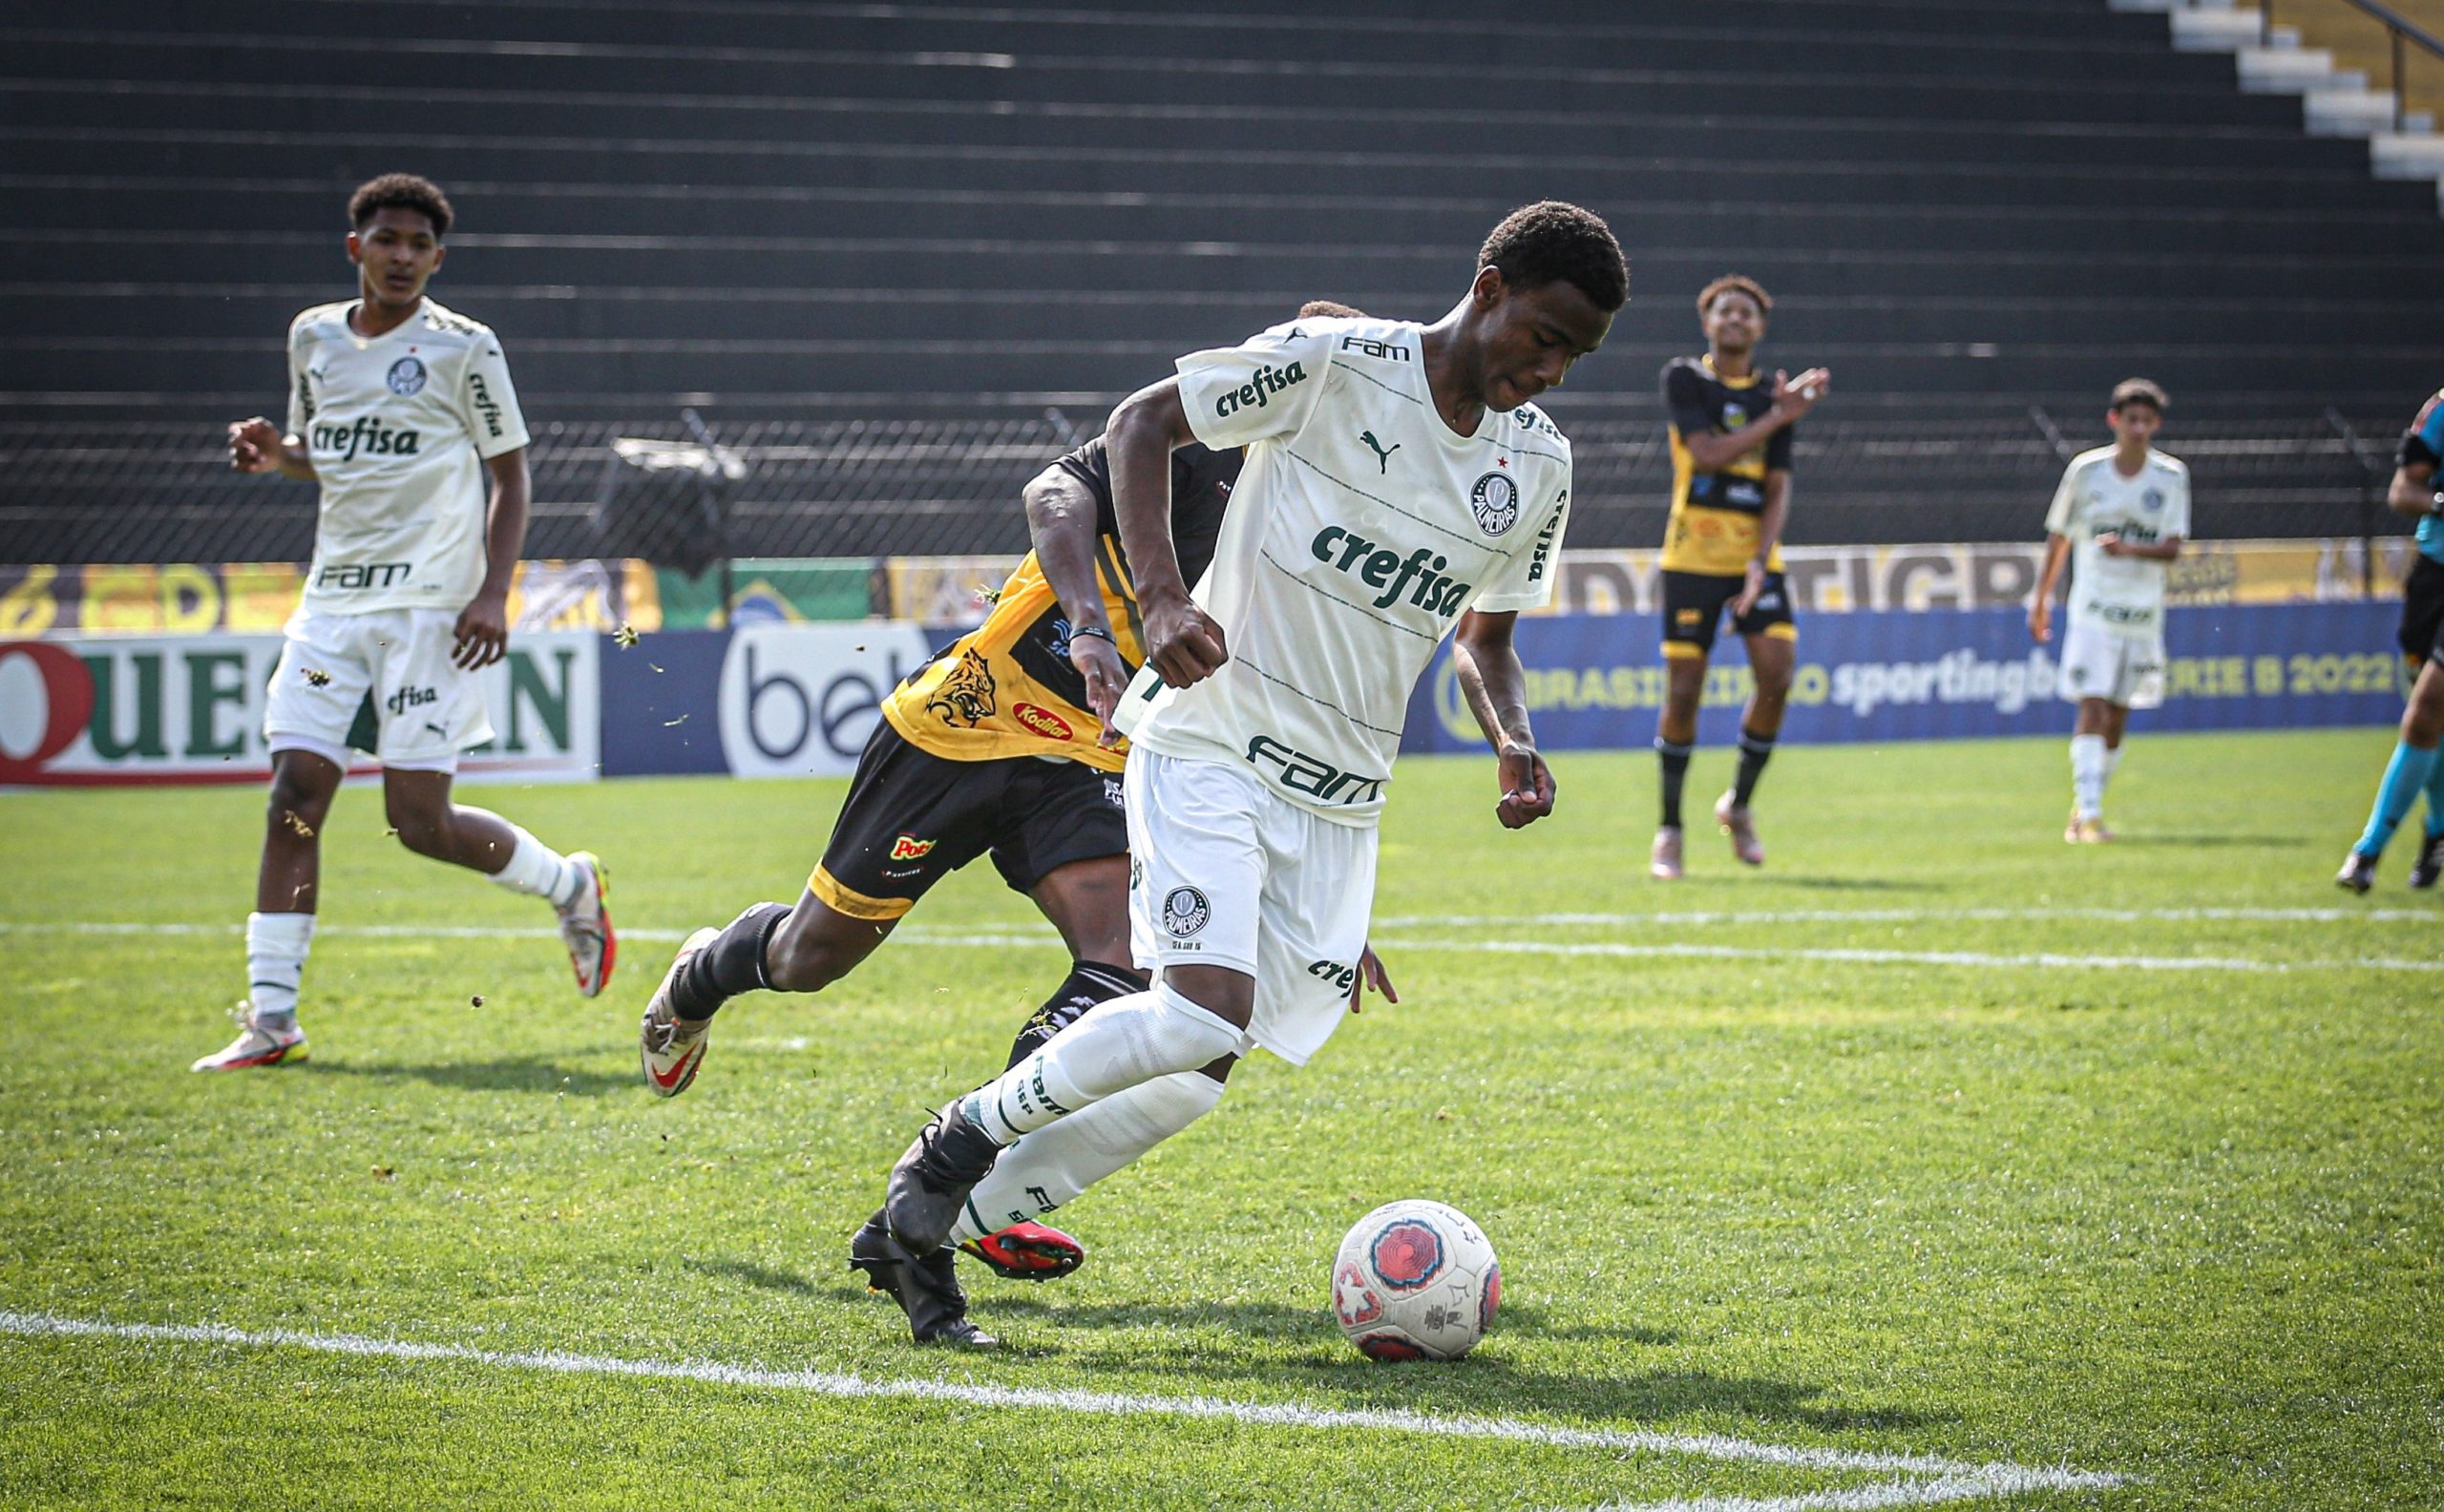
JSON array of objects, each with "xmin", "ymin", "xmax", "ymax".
[
  {"xmin": 348, "ymin": 174, "xmax": 453, "ymax": 239},
  {"xmin": 1696, "ymin": 273, "xmax": 1771, "ymax": 320},
  {"xmin": 2110, "ymin": 377, "xmax": 2168, "ymax": 413},
  {"xmin": 1297, "ymin": 300, "xmax": 1366, "ymax": 319},
  {"xmin": 1478, "ymin": 201, "xmax": 1627, "ymax": 313}
]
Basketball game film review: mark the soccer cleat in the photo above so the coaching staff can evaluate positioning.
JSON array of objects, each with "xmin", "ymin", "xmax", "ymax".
[
  {"xmin": 639, "ymin": 926, "xmax": 720, "ymax": 1097},
  {"xmin": 557, "ymin": 851, "xmax": 617, "ymax": 998},
  {"xmin": 1649, "ymin": 826, "xmax": 1684, "ymax": 881},
  {"xmin": 851, "ymin": 1214, "xmax": 999, "ymax": 1348},
  {"xmin": 1713, "ymin": 792, "xmax": 1764, "ymax": 867},
  {"xmin": 2411, "ymin": 830, "xmax": 2444, "ymax": 891},
  {"xmin": 2334, "ymin": 849, "xmax": 2378, "ymax": 894},
  {"xmin": 962, "ymin": 1220, "xmax": 1086, "ymax": 1282},
  {"xmin": 2064, "ymin": 813, "xmax": 2115, "ymax": 845},
  {"xmin": 883, "ymin": 1101, "xmax": 1003, "ymax": 1255},
  {"xmin": 191, "ymin": 1007, "xmax": 308, "ymax": 1072}
]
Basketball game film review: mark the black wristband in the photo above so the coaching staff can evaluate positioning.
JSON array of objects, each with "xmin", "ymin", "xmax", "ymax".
[{"xmin": 1070, "ymin": 624, "xmax": 1116, "ymax": 644}]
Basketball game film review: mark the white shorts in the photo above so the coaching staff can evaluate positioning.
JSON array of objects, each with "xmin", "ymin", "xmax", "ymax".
[
  {"xmin": 1125, "ymin": 747, "xmax": 1379, "ymax": 1068},
  {"xmin": 264, "ymin": 607, "xmax": 495, "ymax": 771},
  {"xmin": 2057, "ymin": 620, "xmax": 2165, "ymax": 710}
]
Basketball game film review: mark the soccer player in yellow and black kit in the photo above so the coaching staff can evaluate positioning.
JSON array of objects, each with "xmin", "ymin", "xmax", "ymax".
[
  {"xmin": 1650, "ymin": 275, "xmax": 1828, "ymax": 879},
  {"xmin": 637, "ymin": 304, "xmax": 1387, "ymax": 1340}
]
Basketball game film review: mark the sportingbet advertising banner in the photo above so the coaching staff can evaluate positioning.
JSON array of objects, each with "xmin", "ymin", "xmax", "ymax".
[
  {"xmin": 0, "ymin": 631, "xmax": 600, "ymax": 786},
  {"xmin": 1401, "ymin": 601, "xmax": 2406, "ymax": 754},
  {"xmin": 596, "ymin": 622, "xmax": 939, "ymax": 779}
]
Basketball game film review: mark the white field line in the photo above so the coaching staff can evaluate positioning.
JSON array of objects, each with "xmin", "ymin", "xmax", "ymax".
[
  {"xmin": 1374, "ymin": 907, "xmax": 2443, "ymax": 927},
  {"xmin": 4, "ymin": 919, "xmax": 2433, "ymax": 973},
  {"xmin": 0, "ymin": 1309, "xmax": 2120, "ymax": 1512}
]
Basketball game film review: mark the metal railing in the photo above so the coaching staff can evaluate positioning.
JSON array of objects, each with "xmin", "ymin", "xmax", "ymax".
[{"xmin": 2259, "ymin": 0, "xmax": 2444, "ymax": 131}]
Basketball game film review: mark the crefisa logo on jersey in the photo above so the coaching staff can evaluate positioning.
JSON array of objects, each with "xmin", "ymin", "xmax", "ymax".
[
  {"xmin": 386, "ymin": 356, "xmax": 427, "ymax": 396},
  {"xmin": 1469, "ymin": 471, "xmax": 1520, "ymax": 537}
]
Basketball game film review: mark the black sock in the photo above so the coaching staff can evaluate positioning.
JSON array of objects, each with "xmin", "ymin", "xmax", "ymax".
[
  {"xmin": 1732, "ymin": 725, "xmax": 1777, "ymax": 808},
  {"xmin": 669, "ymin": 902, "xmax": 791, "ymax": 1021},
  {"xmin": 1004, "ymin": 959, "xmax": 1148, "ymax": 1070},
  {"xmin": 1655, "ymin": 738, "xmax": 1693, "ymax": 830}
]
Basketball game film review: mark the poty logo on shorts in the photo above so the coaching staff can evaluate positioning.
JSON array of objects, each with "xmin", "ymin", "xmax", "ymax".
[
  {"xmin": 1469, "ymin": 471, "xmax": 1520, "ymax": 537},
  {"xmin": 386, "ymin": 356, "xmax": 427, "ymax": 396},
  {"xmin": 1161, "ymin": 886, "xmax": 1211, "ymax": 938},
  {"xmin": 888, "ymin": 833, "xmax": 937, "ymax": 861}
]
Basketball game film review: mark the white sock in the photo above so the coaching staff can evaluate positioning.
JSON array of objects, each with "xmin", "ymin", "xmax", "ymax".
[
  {"xmin": 2070, "ymin": 734, "xmax": 2107, "ymax": 821},
  {"xmin": 2103, "ymin": 744, "xmax": 2123, "ymax": 790},
  {"xmin": 952, "ymin": 1070, "xmax": 1227, "ymax": 1245},
  {"xmin": 246, "ymin": 911, "xmax": 316, "ymax": 1028},
  {"xmin": 964, "ymin": 983, "xmax": 1244, "ymax": 1144},
  {"xmin": 488, "ymin": 824, "xmax": 580, "ymax": 908}
]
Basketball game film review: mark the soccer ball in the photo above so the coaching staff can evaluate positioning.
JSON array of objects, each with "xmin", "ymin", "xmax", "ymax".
[{"xmin": 1330, "ymin": 1199, "xmax": 1500, "ymax": 1361}]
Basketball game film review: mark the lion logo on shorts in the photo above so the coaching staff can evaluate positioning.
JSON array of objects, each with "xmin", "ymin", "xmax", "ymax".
[{"xmin": 923, "ymin": 647, "xmax": 998, "ymax": 727}]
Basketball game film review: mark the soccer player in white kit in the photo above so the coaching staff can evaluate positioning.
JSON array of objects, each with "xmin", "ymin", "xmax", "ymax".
[
  {"xmin": 2029, "ymin": 379, "xmax": 2190, "ymax": 844},
  {"xmin": 859, "ymin": 202, "xmax": 1627, "ymax": 1346},
  {"xmin": 193, "ymin": 175, "xmax": 614, "ymax": 1072}
]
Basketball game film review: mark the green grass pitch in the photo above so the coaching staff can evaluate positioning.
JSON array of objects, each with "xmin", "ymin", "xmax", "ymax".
[{"xmin": 2, "ymin": 728, "xmax": 2436, "ymax": 1511}]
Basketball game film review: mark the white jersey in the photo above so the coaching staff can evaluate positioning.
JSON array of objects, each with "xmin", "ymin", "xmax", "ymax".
[
  {"xmin": 1114, "ymin": 316, "xmax": 1571, "ymax": 827},
  {"xmin": 2044, "ymin": 445, "xmax": 2190, "ymax": 639},
  {"xmin": 285, "ymin": 297, "xmax": 530, "ymax": 616}
]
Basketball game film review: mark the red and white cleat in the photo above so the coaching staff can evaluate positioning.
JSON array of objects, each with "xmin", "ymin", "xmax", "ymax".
[
  {"xmin": 960, "ymin": 1220, "xmax": 1086, "ymax": 1282},
  {"xmin": 2064, "ymin": 813, "xmax": 2115, "ymax": 845},
  {"xmin": 639, "ymin": 926, "xmax": 719, "ymax": 1097},
  {"xmin": 1714, "ymin": 792, "xmax": 1765, "ymax": 867},
  {"xmin": 1650, "ymin": 826, "xmax": 1684, "ymax": 881},
  {"xmin": 191, "ymin": 1009, "xmax": 308, "ymax": 1072},
  {"xmin": 558, "ymin": 850, "xmax": 617, "ymax": 998}
]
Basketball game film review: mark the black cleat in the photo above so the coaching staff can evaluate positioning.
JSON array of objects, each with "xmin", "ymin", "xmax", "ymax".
[
  {"xmin": 2412, "ymin": 830, "xmax": 2444, "ymax": 891},
  {"xmin": 884, "ymin": 1101, "xmax": 1002, "ymax": 1256},
  {"xmin": 850, "ymin": 1213, "xmax": 998, "ymax": 1348},
  {"xmin": 2335, "ymin": 849, "xmax": 2378, "ymax": 894}
]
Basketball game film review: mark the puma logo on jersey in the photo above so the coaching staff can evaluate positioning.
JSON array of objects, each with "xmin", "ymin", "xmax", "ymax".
[{"xmin": 1359, "ymin": 430, "xmax": 1401, "ymax": 472}]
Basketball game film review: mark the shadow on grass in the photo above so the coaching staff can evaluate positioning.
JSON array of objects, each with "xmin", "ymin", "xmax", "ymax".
[
  {"xmin": 2110, "ymin": 833, "xmax": 2298, "ymax": 849},
  {"xmin": 316, "ymin": 1057, "xmax": 634, "ymax": 1097},
  {"xmin": 689, "ymin": 1253, "xmax": 1933, "ymax": 1437}
]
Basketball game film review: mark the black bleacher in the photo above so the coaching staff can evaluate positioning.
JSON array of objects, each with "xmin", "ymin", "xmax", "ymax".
[{"xmin": 3, "ymin": 0, "xmax": 2438, "ymax": 559}]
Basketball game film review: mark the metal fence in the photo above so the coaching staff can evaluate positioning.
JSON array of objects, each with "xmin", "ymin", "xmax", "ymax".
[{"xmin": 0, "ymin": 408, "xmax": 2405, "ymax": 569}]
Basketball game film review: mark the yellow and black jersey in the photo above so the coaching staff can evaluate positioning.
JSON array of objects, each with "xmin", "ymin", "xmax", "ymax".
[
  {"xmin": 1659, "ymin": 355, "xmax": 1793, "ymax": 576},
  {"xmin": 880, "ymin": 436, "xmax": 1238, "ymax": 772}
]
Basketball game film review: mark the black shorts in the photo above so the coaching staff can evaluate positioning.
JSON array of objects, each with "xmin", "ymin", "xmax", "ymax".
[
  {"xmin": 2400, "ymin": 554, "xmax": 2444, "ymax": 665},
  {"xmin": 809, "ymin": 722, "xmax": 1128, "ymax": 921},
  {"xmin": 1660, "ymin": 568, "xmax": 1797, "ymax": 658}
]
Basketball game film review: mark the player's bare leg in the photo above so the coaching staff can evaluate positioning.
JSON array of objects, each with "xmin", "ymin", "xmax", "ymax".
[
  {"xmin": 2067, "ymin": 698, "xmax": 2124, "ymax": 843},
  {"xmin": 1715, "ymin": 632, "xmax": 1791, "ymax": 866},
  {"xmin": 1653, "ymin": 653, "xmax": 1706, "ymax": 879},
  {"xmin": 195, "ymin": 749, "xmax": 344, "ymax": 1070},
  {"xmin": 384, "ymin": 768, "xmax": 612, "ymax": 992}
]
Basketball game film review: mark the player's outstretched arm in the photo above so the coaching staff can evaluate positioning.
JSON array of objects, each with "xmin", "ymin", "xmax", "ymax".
[
  {"xmin": 1022, "ymin": 464, "xmax": 1129, "ymax": 743},
  {"xmin": 227, "ymin": 416, "xmax": 315, "ymax": 481},
  {"xmin": 1106, "ymin": 378, "xmax": 1227, "ymax": 688},
  {"xmin": 1452, "ymin": 609, "xmax": 1555, "ymax": 829},
  {"xmin": 453, "ymin": 447, "xmax": 529, "ymax": 670}
]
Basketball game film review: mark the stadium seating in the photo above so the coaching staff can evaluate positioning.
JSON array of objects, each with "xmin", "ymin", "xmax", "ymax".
[{"xmin": 5, "ymin": 0, "xmax": 2440, "ymax": 556}]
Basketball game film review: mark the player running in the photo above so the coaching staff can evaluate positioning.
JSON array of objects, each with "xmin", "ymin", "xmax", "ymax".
[
  {"xmin": 194, "ymin": 174, "xmax": 612, "ymax": 1073},
  {"xmin": 640, "ymin": 306, "xmax": 1388, "ymax": 1292},
  {"xmin": 1648, "ymin": 275, "xmax": 1828, "ymax": 880},
  {"xmin": 861, "ymin": 201, "xmax": 1626, "ymax": 1347},
  {"xmin": 2334, "ymin": 384, "xmax": 2444, "ymax": 892},
  {"xmin": 2029, "ymin": 379, "xmax": 2189, "ymax": 844}
]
